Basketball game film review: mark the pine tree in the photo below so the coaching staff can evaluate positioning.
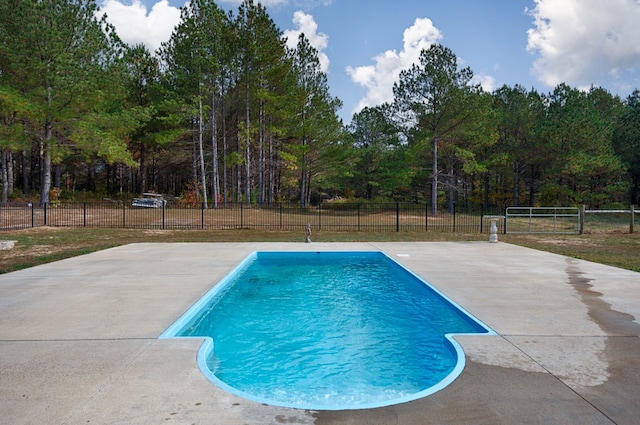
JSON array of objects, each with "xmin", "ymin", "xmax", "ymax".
[
  {"xmin": 393, "ymin": 44, "xmax": 476, "ymax": 214},
  {"xmin": 0, "ymin": 0, "xmax": 131, "ymax": 205}
]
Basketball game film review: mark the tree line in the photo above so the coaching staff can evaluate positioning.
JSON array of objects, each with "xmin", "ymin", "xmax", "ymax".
[
  {"xmin": 1, "ymin": 0, "xmax": 638, "ymax": 211},
  {"xmin": 348, "ymin": 46, "xmax": 640, "ymax": 213}
]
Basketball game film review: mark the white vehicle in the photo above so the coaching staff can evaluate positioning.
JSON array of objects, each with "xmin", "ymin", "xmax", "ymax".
[{"xmin": 131, "ymin": 193, "xmax": 166, "ymax": 208}]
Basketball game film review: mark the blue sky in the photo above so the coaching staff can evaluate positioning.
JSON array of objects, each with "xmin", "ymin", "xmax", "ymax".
[{"xmin": 98, "ymin": 0, "xmax": 640, "ymax": 122}]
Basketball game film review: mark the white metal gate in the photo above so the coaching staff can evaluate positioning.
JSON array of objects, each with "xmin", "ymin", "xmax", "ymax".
[{"xmin": 505, "ymin": 207, "xmax": 580, "ymax": 234}]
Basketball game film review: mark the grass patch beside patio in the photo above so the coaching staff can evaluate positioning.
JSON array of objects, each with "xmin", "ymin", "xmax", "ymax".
[{"xmin": 0, "ymin": 227, "xmax": 638, "ymax": 274}]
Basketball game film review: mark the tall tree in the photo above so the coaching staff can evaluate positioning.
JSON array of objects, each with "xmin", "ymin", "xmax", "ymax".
[
  {"xmin": 438, "ymin": 87, "xmax": 497, "ymax": 212},
  {"xmin": 202, "ymin": 4, "xmax": 232, "ymax": 207},
  {"xmin": 235, "ymin": 0, "xmax": 257, "ymax": 205},
  {"xmin": 493, "ymin": 85, "xmax": 547, "ymax": 206},
  {"xmin": 392, "ymin": 44, "xmax": 476, "ymax": 214},
  {"xmin": 120, "ymin": 44, "xmax": 184, "ymax": 195},
  {"xmin": 0, "ymin": 0, "xmax": 130, "ymax": 205},
  {"xmin": 614, "ymin": 89, "xmax": 640, "ymax": 205},
  {"xmin": 542, "ymin": 84, "xmax": 625, "ymax": 206},
  {"xmin": 347, "ymin": 106, "xmax": 404, "ymax": 200},
  {"xmin": 160, "ymin": 1, "xmax": 214, "ymax": 207},
  {"xmin": 0, "ymin": 86, "xmax": 31, "ymax": 202},
  {"xmin": 235, "ymin": 0, "xmax": 289, "ymax": 205},
  {"xmin": 287, "ymin": 33, "xmax": 342, "ymax": 207}
]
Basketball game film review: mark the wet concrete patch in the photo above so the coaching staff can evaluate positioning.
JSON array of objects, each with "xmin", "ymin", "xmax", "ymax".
[
  {"xmin": 313, "ymin": 360, "xmax": 613, "ymax": 425},
  {"xmin": 581, "ymin": 336, "xmax": 640, "ymax": 425},
  {"xmin": 566, "ymin": 258, "xmax": 640, "ymax": 336}
]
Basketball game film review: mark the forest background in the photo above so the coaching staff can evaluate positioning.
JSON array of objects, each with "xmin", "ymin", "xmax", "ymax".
[{"xmin": 1, "ymin": 0, "xmax": 639, "ymax": 215}]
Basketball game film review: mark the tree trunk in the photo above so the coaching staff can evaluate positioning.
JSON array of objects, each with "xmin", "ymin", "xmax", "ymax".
[
  {"xmin": 268, "ymin": 131, "xmax": 275, "ymax": 205},
  {"xmin": 191, "ymin": 119, "xmax": 200, "ymax": 204},
  {"xmin": 447, "ymin": 168, "xmax": 455, "ymax": 214},
  {"xmin": 244, "ymin": 81, "xmax": 251, "ymax": 205},
  {"xmin": 39, "ymin": 119, "xmax": 53, "ymax": 206},
  {"xmin": 211, "ymin": 91, "xmax": 220, "ymax": 208},
  {"xmin": 236, "ymin": 161, "xmax": 242, "ymax": 204},
  {"xmin": 87, "ymin": 162, "xmax": 95, "ymax": 192},
  {"xmin": 221, "ymin": 82, "xmax": 228, "ymax": 206},
  {"xmin": 21, "ymin": 150, "xmax": 28, "ymax": 195},
  {"xmin": 222, "ymin": 117, "xmax": 228, "ymax": 206},
  {"xmin": 483, "ymin": 172, "xmax": 490, "ymax": 209},
  {"xmin": 299, "ymin": 144, "xmax": 308, "ymax": 208},
  {"xmin": 431, "ymin": 136, "xmax": 438, "ymax": 215},
  {"xmin": 6, "ymin": 151, "xmax": 13, "ymax": 197},
  {"xmin": 139, "ymin": 142, "xmax": 146, "ymax": 194},
  {"xmin": 528, "ymin": 164, "xmax": 537, "ymax": 206},
  {"xmin": 1, "ymin": 150, "xmax": 8, "ymax": 203},
  {"xmin": 198, "ymin": 97, "xmax": 208, "ymax": 209},
  {"xmin": 258, "ymin": 99, "xmax": 265, "ymax": 205},
  {"xmin": 54, "ymin": 164, "xmax": 61, "ymax": 189},
  {"xmin": 513, "ymin": 159, "xmax": 520, "ymax": 206}
]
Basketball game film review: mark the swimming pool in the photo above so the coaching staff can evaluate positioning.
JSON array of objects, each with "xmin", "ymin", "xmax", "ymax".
[{"xmin": 161, "ymin": 251, "xmax": 495, "ymax": 410}]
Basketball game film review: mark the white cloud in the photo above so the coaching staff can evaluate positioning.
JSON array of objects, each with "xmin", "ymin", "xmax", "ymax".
[
  {"xmin": 218, "ymin": 0, "xmax": 289, "ymax": 5},
  {"xmin": 346, "ymin": 18, "xmax": 442, "ymax": 115},
  {"xmin": 471, "ymin": 73, "xmax": 497, "ymax": 93},
  {"xmin": 219, "ymin": 0, "xmax": 332, "ymax": 6},
  {"xmin": 283, "ymin": 11, "xmax": 330, "ymax": 73},
  {"xmin": 527, "ymin": 0, "xmax": 640, "ymax": 90},
  {"xmin": 98, "ymin": 0, "xmax": 182, "ymax": 53}
]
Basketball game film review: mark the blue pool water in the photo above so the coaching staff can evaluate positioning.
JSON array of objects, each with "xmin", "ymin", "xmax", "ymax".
[{"xmin": 161, "ymin": 251, "xmax": 494, "ymax": 410}]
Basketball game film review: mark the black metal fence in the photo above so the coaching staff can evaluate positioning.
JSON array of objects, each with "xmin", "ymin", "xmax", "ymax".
[{"xmin": 0, "ymin": 201, "xmax": 502, "ymax": 233}]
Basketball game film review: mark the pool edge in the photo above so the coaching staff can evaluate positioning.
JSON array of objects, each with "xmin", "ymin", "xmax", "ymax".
[{"xmin": 159, "ymin": 250, "xmax": 497, "ymax": 411}]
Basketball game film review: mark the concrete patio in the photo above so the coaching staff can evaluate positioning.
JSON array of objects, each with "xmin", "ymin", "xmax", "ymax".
[{"xmin": 0, "ymin": 241, "xmax": 638, "ymax": 424}]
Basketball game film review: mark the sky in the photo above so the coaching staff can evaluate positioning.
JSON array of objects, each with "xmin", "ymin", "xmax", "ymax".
[{"xmin": 97, "ymin": 0, "xmax": 640, "ymax": 123}]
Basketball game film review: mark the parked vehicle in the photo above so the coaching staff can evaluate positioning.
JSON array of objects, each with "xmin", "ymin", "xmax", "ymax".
[{"xmin": 131, "ymin": 193, "xmax": 166, "ymax": 208}]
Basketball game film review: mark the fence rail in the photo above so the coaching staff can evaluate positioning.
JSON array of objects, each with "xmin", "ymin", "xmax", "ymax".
[
  {"xmin": 0, "ymin": 202, "xmax": 501, "ymax": 233},
  {"xmin": 506, "ymin": 207, "xmax": 581, "ymax": 234},
  {"xmin": 503, "ymin": 206, "xmax": 637, "ymax": 234},
  {"xmin": 3, "ymin": 202, "xmax": 634, "ymax": 234},
  {"xmin": 582, "ymin": 206, "xmax": 637, "ymax": 234}
]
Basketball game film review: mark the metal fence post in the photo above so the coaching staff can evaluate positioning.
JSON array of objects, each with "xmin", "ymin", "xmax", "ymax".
[
  {"xmin": 425, "ymin": 203, "xmax": 428, "ymax": 232},
  {"xmin": 0, "ymin": 200, "xmax": 524, "ymax": 233},
  {"xmin": 631, "ymin": 205, "xmax": 635, "ymax": 234},
  {"xmin": 579, "ymin": 205, "xmax": 585, "ymax": 234},
  {"xmin": 503, "ymin": 212, "xmax": 507, "ymax": 234},
  {"xmin": 452, "ymin": 203, "xmax": 456, "ymax": 232}
]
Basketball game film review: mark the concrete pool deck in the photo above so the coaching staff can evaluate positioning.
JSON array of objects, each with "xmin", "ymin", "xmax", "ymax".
[{"xmin": 0, "ymin": 241, "xmax": 639, "ymax": 424}]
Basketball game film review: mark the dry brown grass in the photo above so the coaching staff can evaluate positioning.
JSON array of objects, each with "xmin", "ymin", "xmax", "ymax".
[{"xmin": 0, "ymin": 226, "xmax": 638, "ymax": 274}]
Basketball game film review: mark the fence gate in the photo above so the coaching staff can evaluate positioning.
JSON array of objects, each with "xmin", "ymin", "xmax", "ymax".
[{"xmin": 505, "ymin": 207, "xmax": 580, "ymax": 234}]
